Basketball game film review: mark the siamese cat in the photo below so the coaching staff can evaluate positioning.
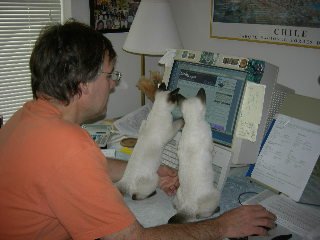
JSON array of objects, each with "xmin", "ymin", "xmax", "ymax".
[
  {"xmin": 169, "ymin": 88, "xmax": 220, "ymax": 223},
  {"xmin": 116, "ymin": 83, "xmax": 184, "ymax": 200}
]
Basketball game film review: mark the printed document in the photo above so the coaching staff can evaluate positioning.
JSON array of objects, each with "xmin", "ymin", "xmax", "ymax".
[
  {"xmin": 251, "ymin": 114, "xmax": 320, "ymax": 201},
  {"xmin": 113, "ymin": 103, "xmax": 152, "ymax": 137}
]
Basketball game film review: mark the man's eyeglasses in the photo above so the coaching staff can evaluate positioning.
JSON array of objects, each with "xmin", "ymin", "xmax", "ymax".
[{"xmin": 101, "ymin": 71, "xmax": 122, "ymax": 83}]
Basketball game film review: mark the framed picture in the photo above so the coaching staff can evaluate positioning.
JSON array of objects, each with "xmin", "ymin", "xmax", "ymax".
[
  {"xmin": 89, "ymin": 0, "xmax": 141, "ymax": 33},
  {"xmin": 210, "ymin": 0, "xmax": 320, "ymax": 49}
]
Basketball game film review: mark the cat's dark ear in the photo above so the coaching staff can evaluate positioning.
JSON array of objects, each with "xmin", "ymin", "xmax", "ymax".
[
  {"xmin": 177, "ymin": 93, "xmax": 186, "ymax": 107},
  {"xmin": 170, "ymin": 87, "xmax": 180, "ymax": 96},
  {"xmin": 168, "ymin": 88, "xmax": 180, "ymax": 103},
  {"xmin": 158, "ymin": 82, "xmax": 167, "ymax": 91},
  {"xmin": 196, "ymin": 88, "xmax": 206, "ymax": 104}
]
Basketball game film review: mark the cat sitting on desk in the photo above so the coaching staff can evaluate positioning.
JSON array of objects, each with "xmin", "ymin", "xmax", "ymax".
[
  {"xmin": 116, "ymin": 83, "xmax": 184, "ymax": 200},
  {"xmin": 169, "ymin": 88, "xmax": 220, "ymax": 223}
]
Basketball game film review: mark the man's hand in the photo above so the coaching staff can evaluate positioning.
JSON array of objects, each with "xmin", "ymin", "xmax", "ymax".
[
  {"xmin": 216, "ymin": 205, "xmax": 277, "ymax": 238},
  {"xmin": 157, "ymin": 165, "xmax": 179, "ymax": 196}
]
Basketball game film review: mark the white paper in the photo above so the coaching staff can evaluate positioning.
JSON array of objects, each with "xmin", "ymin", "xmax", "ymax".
[
  {"xmin": 101, "ymin": 149, "xmax": 116, "ymax": 158},
  {"xmin": 236, "ymin": 82, "xmax": 266, "ymax": 142},
  {"xmin": 158, "ymin": 49, "xmax": 177, "ymax": 66},
  {"xmin": 159, "ymin": 49, "xmax": 177, "ymax": 84},
  {"xmin": 212, "ymin": 145, "xmax": 232, "ymax": 191},
  {"xmin": 113, "ymin": 103, "xmax": 152, "ymax": 137},
  {"xmin": 124, "ymin": 189, "xmax": 176, "ymax": 228},
  {"xmin": 251, "ymin": 114, "xmax": 320, "ymax": 201}
]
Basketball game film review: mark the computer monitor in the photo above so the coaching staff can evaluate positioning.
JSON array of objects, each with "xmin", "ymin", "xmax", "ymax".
[{"xmin": 165, "ymin": 49, "xmax": 293, "ymax": 165}]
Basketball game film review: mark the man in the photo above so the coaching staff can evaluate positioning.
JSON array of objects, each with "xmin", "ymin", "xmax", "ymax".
[{"xmin": 0, "ymin": 20, "xmax": 276, "ymax": 240}]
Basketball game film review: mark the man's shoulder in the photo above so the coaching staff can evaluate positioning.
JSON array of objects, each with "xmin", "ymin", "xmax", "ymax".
[{"xmin": 49, "ymin": 121, "xmax": 92, "ymax": 146}]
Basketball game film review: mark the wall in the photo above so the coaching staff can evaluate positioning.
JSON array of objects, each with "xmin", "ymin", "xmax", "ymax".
[
  {"xmin": 170, "ymin": 0, "xmax": 320, "ymax": 99},
  {"xmin": 65, "ymin": 0, "xmax": 160, "ymax": 119},
  {"xmin": 67, "ymin": 0, "xmax": 320, "ymax": 118}
]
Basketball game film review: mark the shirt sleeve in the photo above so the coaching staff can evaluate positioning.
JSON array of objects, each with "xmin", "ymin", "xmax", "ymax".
[{"xmin": 45, "ymin": 143, "xmax": 135, "ymax": 240}]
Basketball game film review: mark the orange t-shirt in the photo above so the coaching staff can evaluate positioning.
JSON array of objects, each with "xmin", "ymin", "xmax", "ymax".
[{"xmin": 0, "ymin": 99, "xmax": 135, "ymax": 240}]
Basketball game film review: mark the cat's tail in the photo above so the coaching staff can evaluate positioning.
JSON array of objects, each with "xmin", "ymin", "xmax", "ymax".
[
  {"xmin": 168, "ymin": 213, "xmax": 190, "ymax": 224},
  {"xmin": 131, "ymin": 175, "xmax": 158, "ymax": 200},
  {"xmin": 168, "ymin": 206, "xmax": 220, "ymax": 224},
  {"xmin": 132, "ymin": 190, "xmax": 157, "ymax": 200},
  {"xmin": 115, "ymin": 179, "xmax": 156, "ymax": 200}
]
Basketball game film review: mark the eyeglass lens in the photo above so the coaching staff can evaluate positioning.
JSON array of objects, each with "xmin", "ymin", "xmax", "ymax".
[{"xmin": 110, "ymin": 71, "xmax": 121, "ymax": 81}]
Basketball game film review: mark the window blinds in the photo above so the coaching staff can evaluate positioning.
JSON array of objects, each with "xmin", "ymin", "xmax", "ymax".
[{"xmin": 0, "ymin": 0, "xmax": 61, "ymax": 124}]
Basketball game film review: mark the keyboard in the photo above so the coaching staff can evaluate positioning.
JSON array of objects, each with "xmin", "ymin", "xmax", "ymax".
[
  {"xmin": 260, "ymin": 194, "xmax": 320, "ymax": 237},
  {"xmin": 161, "ymin": 137, "xmax": 180, "ymax": 169}
]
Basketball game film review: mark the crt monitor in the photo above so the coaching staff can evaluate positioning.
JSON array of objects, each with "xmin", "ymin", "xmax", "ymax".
[{"xmin": 165, "ymin": 49, "xmax": 289, "ymax": 166}]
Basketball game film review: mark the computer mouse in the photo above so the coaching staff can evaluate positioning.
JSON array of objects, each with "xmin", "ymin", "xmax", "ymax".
[
  {"xmin": 229, "ymin": 238, "xmax": 248, "ymax": 240},
  {"xmin": 271, "ymin": 234, "xmax": 292, "ymax": 240}
]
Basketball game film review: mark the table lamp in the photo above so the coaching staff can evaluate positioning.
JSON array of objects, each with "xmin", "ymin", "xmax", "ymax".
[{"xmin": 123, "ymin": 0, "xmax": 182, "ymax": 105}]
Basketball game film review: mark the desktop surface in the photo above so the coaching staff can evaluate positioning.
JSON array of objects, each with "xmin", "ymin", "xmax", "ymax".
[
  {"xmin": 123, "ymin": 166, "xmax": 320, "ymax": 239},
  {"xmin": 123, "ymin": 167, "xmax": 264, "ymax": 227}
]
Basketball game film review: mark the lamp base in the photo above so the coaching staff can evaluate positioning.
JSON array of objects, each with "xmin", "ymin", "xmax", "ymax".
[{"xmin": 141, "ymin": 92, "xmax": 146, "ymax": 106}]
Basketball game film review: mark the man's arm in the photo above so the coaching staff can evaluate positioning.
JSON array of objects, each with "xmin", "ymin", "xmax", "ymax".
[
  {"xmin": 106, "ymin": 158, "xmax": 127, "ymax": 182},
  {"xmin": 107, "ymin": 158, "xmax": 180, "ymax": 195},
  {"xmin": 101, "ymin": 204, "xmax": 276, "ymax": 240}
]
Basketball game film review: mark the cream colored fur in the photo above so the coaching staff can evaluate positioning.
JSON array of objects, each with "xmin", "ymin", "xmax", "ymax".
[
  {"xmin": 116, "ymin": 86, "xmax": 184, "ymax": 200},
  {"xmin": 170, "ymin": 88, "xmax": 220, "ymax": 223}
]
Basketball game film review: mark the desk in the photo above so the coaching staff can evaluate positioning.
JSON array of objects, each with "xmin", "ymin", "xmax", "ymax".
[
  {"xmin": 123, "ymin": 167, "xmax": 264, "ymax": 227},
  {"xmin": 103, "ymin": 130, "xmax": 319, "ymax": 239},
  {"xmin": 122, "ymin": 166, "xmax": 320, "ymax": 240}
]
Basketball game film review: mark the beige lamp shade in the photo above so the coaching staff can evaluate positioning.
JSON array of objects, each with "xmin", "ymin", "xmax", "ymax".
[{"xmin": 123, "ymin": 0, "xmax": 182, "ymax": 55}]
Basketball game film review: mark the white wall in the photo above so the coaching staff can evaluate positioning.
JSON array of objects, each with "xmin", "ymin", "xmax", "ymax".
[
  {"xmin": 64, "ymin": 0, "xmax": 160, "ymax": 118},
  {"xmin": 66, "ymin": 0, "xmax": 320, "ymax": 118},
  {"xmin": 170, "ymin": 0, "xmax": 320, "ymax": 99}
]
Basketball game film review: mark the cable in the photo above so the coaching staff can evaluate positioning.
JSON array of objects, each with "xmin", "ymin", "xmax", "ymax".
[{"xmin": 238, "ymin": 191, "xmax": 259, "ymax": 205}]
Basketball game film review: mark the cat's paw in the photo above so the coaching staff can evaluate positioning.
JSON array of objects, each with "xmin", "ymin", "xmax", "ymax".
[{"xmin": 196, "ymin": 206, "xmax": 220, "ymax": 219}]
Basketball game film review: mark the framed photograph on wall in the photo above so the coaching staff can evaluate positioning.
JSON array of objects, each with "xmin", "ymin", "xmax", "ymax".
[
  {"xmin": 210, "ymin": 1, "xmax": 320, "ymax": 49},
  {"xmin": 89, "ymin": 0, "xmax": 141, "ymax": 33}
]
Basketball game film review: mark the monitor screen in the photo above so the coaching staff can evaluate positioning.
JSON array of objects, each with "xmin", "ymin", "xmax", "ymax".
[{"xmin": 168, "ymin": 60, "xmax": 246, "ymax": 147}]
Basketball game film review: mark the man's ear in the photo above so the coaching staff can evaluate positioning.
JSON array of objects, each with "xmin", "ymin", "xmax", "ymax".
[{"xmin": 80, "ymin": 82, "xmax": 89, "ymax": 95}]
